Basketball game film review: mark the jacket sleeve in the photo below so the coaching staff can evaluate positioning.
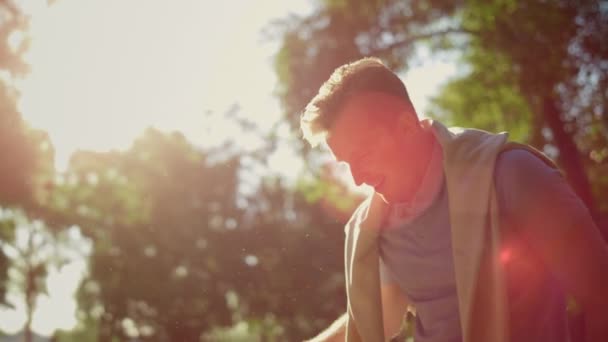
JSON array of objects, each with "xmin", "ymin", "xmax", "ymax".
[{"xmin": 494, "ymin": 149, "xmax": 608, "ymax": 310}]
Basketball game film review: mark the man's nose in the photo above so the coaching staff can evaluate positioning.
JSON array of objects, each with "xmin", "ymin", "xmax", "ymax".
[
  {"xmin": 351, "ymin": 168, "xmax": 366, "ymax": 187},
  {"xmin": 353, "ymin": 177, "xmax": 364, "ymax": 187}
]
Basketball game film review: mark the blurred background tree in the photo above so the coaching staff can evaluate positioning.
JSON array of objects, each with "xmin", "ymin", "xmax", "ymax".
[
  {"xmin": 40, "ymin": 126, "xmax": 346, "ymax": 341},
  {"xmin": 0, "ymin": 0, "xmax": 30, "ymax": 311},
  {"xmin": 0, "ymin": 3, "xmax": 57, "ymax": 339},
  {"xmin": 0, "ymin": 210, "xmax": 78, "ymax": 342}
]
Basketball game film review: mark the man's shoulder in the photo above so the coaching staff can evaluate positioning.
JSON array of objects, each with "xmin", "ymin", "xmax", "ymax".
[
  {"xmin": 344, "ymin": 194, "xmax": 389, "ymax": 235},
  {"xmin": 433, "ymin": 121, "xmax": 509, "ymax": 160},
  {"xmin": 496, "ymin": 147, "xmax": 539, "ymax": 166},
  {"xmin": 493, "ymin": 147, "xmax": 566, "ymax": 214},
  {"xmin": 495, "ymin": 146, "xmax": 559, "ymax": 179}
]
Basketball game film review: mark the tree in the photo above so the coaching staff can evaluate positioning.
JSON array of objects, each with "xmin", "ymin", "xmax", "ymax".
[
  {"xmin": 35, "ymin": 117, "xmax": 358, "ymax": 340},
  {"xmin": 0, "ymin": 210, "xmax": 77, "ymax": 342},
  {"xmin": 0, "ymin": 0, "xmax": 40, "ymax": 207},
  {"xmin": 0, "ymin": 2, "xmax": 58, "ymax": 333},
  {"xmin": 41, "ymin": 128, "xmax": 239, "ymax": 340}
]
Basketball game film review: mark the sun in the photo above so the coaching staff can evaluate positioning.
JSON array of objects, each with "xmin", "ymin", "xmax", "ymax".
[{"xmin": 16, "ymin": 0, "xmax": 302, "ymax": 171}]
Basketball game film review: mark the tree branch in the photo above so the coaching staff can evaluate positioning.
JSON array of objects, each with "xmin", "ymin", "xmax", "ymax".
[{"xmin": 371, "ymin": 28, "xmax": 477, "ymax": 56}]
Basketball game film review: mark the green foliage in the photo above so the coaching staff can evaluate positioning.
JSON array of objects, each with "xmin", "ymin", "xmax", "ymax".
[
  {"xmin": 0, "ymin": 212, "xmax": 15, "ymax": 306},
  {"xmin": 202, "ymin": 316, "xmax": 285, "ymax": 342},
  {"xmin": 0, "ymin": 209, "xmax": 79, "ymax": 340},
  {"xmin": 0, "ymin": 1, "xmax": 57, "ymax": 315},
  {"xmin": 38, "ymin": 126, "xmax": 346, "ymax": 340},
  {"xmin": 52, "ymin": 316, "xmax": 99, "ymax": 342},
  {"xmin": 0, "ymin": 1, "xmax": 42, "ymax": 208},
  {"xmin": 48, "ymin": 128, "xmax": 241, "ymax": 340},
  {"xmin": 428, "ymin": 46, "xmax": 534, "ymax": 143}
]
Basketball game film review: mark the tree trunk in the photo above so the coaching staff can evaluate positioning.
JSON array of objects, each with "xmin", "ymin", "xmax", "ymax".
[
  {"xmin": 23, "ymin": 267, "xmax": 34, "ymax": 342},
  {"xmin": 97, "ymin": 314, "xmax": 116, "ymax": 342},
  {"xmin": 542, "ymin": 96, "xmax": 598, "ymax": 217}
]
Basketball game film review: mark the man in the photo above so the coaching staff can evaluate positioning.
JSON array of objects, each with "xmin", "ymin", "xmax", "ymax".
[{"xmin": 301, "ymin": 57, "xmax": 608, "ymax": 342}]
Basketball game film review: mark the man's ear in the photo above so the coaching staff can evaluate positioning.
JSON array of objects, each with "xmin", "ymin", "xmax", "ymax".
[{"xmin": 396, "ymin": 111, "xmax": 416, "ymax": 131}]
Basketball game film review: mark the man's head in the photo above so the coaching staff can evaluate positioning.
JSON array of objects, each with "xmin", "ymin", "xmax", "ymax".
[
  {"xmin": 301, "ymin": 57, "xmax": 434, "ymax": 203},
  {"xmin": 300, "ymin": 57, "xmax": 417, "ymax": 146}
]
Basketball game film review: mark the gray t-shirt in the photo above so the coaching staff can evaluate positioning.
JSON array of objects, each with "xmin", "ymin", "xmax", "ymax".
[{"xmin": 379, "ymin": 149, "xmax": 578, "ymax": 342}]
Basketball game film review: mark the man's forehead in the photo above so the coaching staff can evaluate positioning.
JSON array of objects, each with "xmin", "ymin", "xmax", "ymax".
[
  {"xmin": 326, "ymin": 132, "xmax": 348, "ymax": 161},
  {"xmin": 327, "ymin": 92, "xmax": 403, "ymax": 158},
  {"xmin": 331, "ymin": 100, "xmax": 378, "ymax": 136},
  {"xmin": 333, "ymin": 93, "xmax": 404, "ymax": 133},
  {"xmin": 327, "ymin": 124, "xmax": 369, "ymax": 163},
  {"xmin": 341, "ymin": 91, "xmax": 403, "ymax": 114}
]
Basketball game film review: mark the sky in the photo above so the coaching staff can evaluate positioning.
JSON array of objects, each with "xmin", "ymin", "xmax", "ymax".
[
  {"xmin": 16, "ymin": 0, "xmax": 314, "ymax": 172},
  {"xmin": 2, "ymin": 0, "xmax": 457, "ymax": 336}
]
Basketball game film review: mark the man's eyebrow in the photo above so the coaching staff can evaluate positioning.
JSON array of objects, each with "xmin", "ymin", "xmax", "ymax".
[
  {"xmin": 334, "ymin": 149, "xmax": 364, "ymax": 167},
  {"xmin": 334, "ymin": 153, "xmax": 347, "ymax": 164},
  {"xmin": 332, "ymin": 149, "xmax": 352, "ymax": 164},
  {"xmin": 328, "ymin": 148, "xmax": 344, "ymax": 163}
]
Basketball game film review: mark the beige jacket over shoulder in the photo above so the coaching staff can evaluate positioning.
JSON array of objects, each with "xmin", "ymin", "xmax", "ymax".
[{"xmin": 344, "ymin": 120, "xmax": 557, "ymax": 342}]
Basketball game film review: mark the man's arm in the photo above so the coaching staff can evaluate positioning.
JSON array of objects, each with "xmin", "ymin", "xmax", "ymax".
[
  {"xmin": 496, "ymin": 150, "xmax": 608, "ymax": 341},
  {"xmin": 381, "ymin": 282, "xmax": 409, "ymax": 339},
  {"xmin": 304, "ymin": 282, "xmax": 409, "ymax": 342}
]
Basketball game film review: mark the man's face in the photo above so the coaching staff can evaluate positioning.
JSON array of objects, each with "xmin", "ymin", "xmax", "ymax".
[{"xmin": 326, "ymin": 93, "xmax": 422, "ymax": 203}]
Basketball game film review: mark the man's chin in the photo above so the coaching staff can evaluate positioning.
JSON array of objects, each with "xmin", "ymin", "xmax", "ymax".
[{"xmin": 376, "ymin": 192, "xmax": 391, "ymax": 204}]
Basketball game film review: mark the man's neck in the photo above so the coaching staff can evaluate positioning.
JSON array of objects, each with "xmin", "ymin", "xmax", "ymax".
[
  {"xmin": 393, "ymin": 120, "xmax": 439, "ymax": 204},
  {"xmin": 414, "ymin": 120, "xmax": 438, "ymax": 184}
]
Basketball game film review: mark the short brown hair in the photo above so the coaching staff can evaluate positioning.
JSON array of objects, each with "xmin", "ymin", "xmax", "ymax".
[{"xmin": 300, "ymin": 57, "xmax": 413, "ymax": 147}]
